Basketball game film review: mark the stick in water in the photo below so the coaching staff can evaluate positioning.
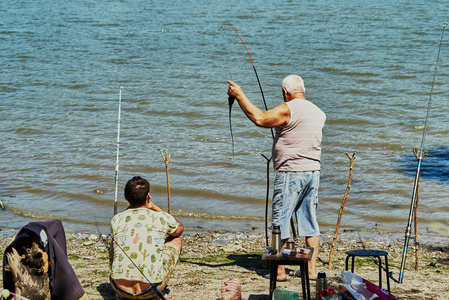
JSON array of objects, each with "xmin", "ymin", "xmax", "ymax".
[
  {"xmin": 114, "ymin": 84, "xmax": 124, "ymax": 216},
  {"xmin": 159, "ymin": 149, "xmax": 171, "ymax": 214},
  {"xmin": 328, "ymin": 152, "xmax": 356, "ymax": 270}
]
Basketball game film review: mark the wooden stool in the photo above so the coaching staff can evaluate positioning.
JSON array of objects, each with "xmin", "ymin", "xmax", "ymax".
[{"xmin": 345, "ymin": 249, "xmax": 390, "ymax": 292}]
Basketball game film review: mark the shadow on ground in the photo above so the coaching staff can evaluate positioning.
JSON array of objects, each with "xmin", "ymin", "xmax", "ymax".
[
  {"xmin": 180, "ymin": 252, "xmax": 269, "ymax": 277},
  {"xmin": 97, "ymin": 282, "xmax": 115, "ymax": 299}
]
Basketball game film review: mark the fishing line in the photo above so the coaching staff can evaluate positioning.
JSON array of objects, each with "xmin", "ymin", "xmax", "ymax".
[
  {"xmin": 260, "ymin": 152, "xmax": 272, "ymax": 247},
  {"xmin": 228, "ymin": 96, "xmax": 235, "ymax": 157},
  {"xmin": 114, "ymin": 84, "xmax": 124, "ymax": 216},
  {"xmin": 399, "ymin": 22, "xmax": 447, "ymax": 283}
]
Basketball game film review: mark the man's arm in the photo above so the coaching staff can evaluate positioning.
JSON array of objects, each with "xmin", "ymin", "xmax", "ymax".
[
  {"xmin": 148, "ymin": 200, "xmax": 184, "ymax": 237},
  {"xmin": 169, "ymin": 220, "xmax": 184, "ymax": 237},
  {"xmin": 227, "ymin": 80, "xmax": 290, "ymax": 128},
  {"xmin": 148, "ymin": 201, "xmax": 163, "ymax": 212}
]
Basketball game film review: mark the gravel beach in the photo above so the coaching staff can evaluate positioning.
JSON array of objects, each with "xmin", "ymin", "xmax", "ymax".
[{"xmin": 1, "ymin": 228, "xmax": 448, "ymax": 300}]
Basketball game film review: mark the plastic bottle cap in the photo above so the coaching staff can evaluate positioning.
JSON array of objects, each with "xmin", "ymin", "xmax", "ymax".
[{"xmin": 1, "ymin": 290, "xmax": 11, "ymax": 298}]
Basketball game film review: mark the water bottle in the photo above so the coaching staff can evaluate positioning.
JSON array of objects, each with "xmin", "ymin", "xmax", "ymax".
[
  {"xmin": 271, "ymin": 225, "xmax": 281, "ymax": 254},
  {"xmin": 316, "ymin": 272, "xmax": 327, "ymax": 300},
  {"xmin": 272, "ymin": 288, "xmax": 299, "ymax": 300}
]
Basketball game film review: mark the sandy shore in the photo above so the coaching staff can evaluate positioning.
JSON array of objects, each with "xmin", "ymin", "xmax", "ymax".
[{"xmin": 1, "ymin": 228, "xmax": 448, "ymax": 300}]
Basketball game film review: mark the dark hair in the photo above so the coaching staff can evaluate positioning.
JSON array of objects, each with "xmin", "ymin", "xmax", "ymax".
[{"xmin": 124, "ymin": 176, "xmax": 150, "ymax": 206}]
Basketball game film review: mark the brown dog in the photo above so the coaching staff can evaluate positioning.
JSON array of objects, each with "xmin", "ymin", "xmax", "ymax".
[{"xmin": 5, "ymin": 236, "xmax": 51, "ymax": 300}]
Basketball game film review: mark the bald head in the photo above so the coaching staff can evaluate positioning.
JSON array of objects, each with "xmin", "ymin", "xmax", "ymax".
[{"xmin": 282, "ymin": 75, "xmax": 305, "ymax": 95}]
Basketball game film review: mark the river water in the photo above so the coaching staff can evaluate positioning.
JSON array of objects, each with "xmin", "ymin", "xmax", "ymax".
[{"xmin": 1, "ymin": 0, "xmax": 448, "ymax": 237}]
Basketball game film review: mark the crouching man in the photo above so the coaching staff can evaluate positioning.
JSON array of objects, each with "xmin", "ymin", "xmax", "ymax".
[{"xmin": 110, "ymin": 176, "xmax": 183, "ymax": 299}]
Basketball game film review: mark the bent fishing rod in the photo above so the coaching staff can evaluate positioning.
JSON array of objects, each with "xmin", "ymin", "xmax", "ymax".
[
  {"xmin": 222, "ymin": 26, "xmax": 297, "ymax": 241},
  {"xmin": 222, "ymin": 26, "xmax": 274, "ymax": 243},
  {"xmin": 114, "ymin": 84, "xmax": 124, "ymax": 216},
  {"xmin": 399, "ymin": 22, "xmax": 447, "ymax": 283}
]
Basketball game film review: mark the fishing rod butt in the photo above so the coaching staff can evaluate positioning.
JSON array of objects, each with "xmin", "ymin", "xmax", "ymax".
[
  {"xmin": 398, "ymin": 272, "xmax": 404, "ymax": 284},
  {"xmin": 399, "ymin": 225, "xmax": 412, "ymax": 283}
]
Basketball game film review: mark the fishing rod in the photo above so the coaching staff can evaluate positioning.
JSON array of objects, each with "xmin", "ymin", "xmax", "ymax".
[
  {"xmin": 399, "ymin": 22, "xmax": 447, "ymax": 283},
  {"xmin": 114, "ymin": 84, "xmax": 124, "ymax": 216}
]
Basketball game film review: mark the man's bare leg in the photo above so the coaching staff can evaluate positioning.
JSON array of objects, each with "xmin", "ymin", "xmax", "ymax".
[
  {"xmin": 276, "ymin": 239, "xmax": 288, "ymax": 280},
  {"xmin": 306, "ymin": 235, "xmax": 319, "ymax": 279},
  {"xmin": 165, "ymin": 235, "xmax": 182, "ymax": 250},
  {"xmin": 277, "ymin": 236, "xmax": 319, "ymax": 279}
]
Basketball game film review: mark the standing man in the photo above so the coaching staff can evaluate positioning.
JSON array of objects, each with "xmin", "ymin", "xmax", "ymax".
[
  {"xmin": 227, "ymin": 75, "xmax": 326, "ymax": 280},
  {"xmin": 110, "ymin": 176, "xmax": 183, "ymax": 299}
]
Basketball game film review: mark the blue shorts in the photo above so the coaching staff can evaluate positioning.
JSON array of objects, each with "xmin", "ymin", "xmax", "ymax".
[{"xmin": 272, "ymin": 171, "xmax": 320, "ymax": 239}]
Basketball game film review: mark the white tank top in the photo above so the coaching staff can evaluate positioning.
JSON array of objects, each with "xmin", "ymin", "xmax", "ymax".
[{"xmin": 272, "ymin": 99, "xmax": 326, "ymax": 171}]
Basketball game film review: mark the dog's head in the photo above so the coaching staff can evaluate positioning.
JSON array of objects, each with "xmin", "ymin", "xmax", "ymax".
[
  {"xmin": 14, "ymin": 233, "xmax": 50, "ymax": 274},
  {"xmin": 23, "ymin": 241, "xmax": 49, "ymax": 274}
]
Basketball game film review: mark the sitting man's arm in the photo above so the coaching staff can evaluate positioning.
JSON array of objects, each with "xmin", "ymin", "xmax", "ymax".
[
  {"xmin": 148, "ymin": 199, "xmax": 184, "ymax": 237},
  {"xmin": 170, "ymin": 220, "xmax": 184, "ymax": 237},
  {"xmin": 148, "ymin": 201, "xmax": 163, "ymax": 212}
]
